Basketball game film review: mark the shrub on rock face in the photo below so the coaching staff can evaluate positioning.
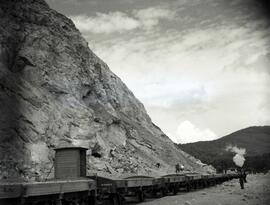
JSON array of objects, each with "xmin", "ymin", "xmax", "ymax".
[{"xmin": 91, "ymin": 143, "xmax": 103, "ymax": 158}]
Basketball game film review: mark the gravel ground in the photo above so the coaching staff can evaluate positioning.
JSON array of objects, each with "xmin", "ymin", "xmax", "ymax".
[{"xmin": 136, "ymin": 173, "xmax": 270, "ymax": 205}]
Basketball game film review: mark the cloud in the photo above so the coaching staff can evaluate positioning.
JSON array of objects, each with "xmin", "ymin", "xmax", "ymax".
[
  {"xmin": 71, "ymin": 12, "xmax": 140, "ymax": 33},
  {"xmin": 67, "ymin": 0, "xmax": 270, "ymax": 143},
  {"xmin": 133, "ymin": 7, "xmax": 176, "ymax": 29},
  {"xmin": 89, "ymin": 17, "xmax": 270, "ymax": 137},
  {"xmin": 171, "ymin": 121, "xmax": 217, "ymax": 144},
  {"xmin": 70, "ymin": 7, "xmax": 174, "ymax": 33},
  {"xmin": 138, "ymin": 82, "xmax": 209, "ymax": 109}
]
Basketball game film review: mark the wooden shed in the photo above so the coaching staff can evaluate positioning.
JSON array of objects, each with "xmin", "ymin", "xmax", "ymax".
[{"xmin": 54, "ymin": 146, "xmax": 88, "ymax": 179}]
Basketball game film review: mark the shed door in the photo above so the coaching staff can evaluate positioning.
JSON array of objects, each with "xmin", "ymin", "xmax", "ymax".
[{"xmin": 80, "ymin": 150, "xmax": 86, "ymax": 177}]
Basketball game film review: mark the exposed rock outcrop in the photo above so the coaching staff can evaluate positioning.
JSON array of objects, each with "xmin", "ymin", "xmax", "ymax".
[{"xmin": 0, "ymin": 0, "xmax": 213, "ymax": 181}]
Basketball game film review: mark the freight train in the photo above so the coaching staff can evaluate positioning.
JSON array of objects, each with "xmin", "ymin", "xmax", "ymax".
[{"xmin": 0, "ymin": 146, "xmax": 240, "ymax": 205}]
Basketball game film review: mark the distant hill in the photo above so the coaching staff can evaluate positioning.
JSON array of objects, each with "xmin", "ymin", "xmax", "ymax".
[{"xmin": 178, "ymin": 126, "xmax": 270, "ymax": 172}]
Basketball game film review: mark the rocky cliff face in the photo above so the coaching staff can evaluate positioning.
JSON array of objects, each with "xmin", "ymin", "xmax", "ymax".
[{"xmin": 0, "ymin": 0, "xmax": 212, "ymax": 181}]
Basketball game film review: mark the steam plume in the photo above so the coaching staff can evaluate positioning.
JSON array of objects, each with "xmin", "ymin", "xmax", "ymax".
[{"xmin": 226, "ymin": 145, "xmax": 246, "ymax": 167}]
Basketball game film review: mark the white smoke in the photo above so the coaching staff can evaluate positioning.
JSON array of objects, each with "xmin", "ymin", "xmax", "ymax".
[{"xmin": 226, "ymin": 145, "xmax": 246, "ymax": 167}]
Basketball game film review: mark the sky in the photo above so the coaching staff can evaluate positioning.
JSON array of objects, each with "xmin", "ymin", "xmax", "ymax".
[{"xmin": 46, "ymin": 0, "xmax": 270, "ymax": 144}]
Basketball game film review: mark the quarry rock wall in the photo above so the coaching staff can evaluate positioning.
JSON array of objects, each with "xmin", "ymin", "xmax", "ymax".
[{"xmin": 0, "ymin": 0, "xmax": 213, "ymax": 181}]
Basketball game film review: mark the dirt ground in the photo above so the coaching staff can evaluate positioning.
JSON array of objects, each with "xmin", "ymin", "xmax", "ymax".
[{"xmin": 137, "ymin": 173, "xmax": 270, "ymax": 205}]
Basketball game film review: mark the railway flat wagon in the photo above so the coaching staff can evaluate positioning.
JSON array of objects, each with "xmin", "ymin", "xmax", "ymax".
[
  {"xmin": 123, "ymin": 176, "xmax": 163, "ymax": 202},
  {"xmin": 124, "ymin": 176, "xmax": 156, "ymax": 187},
  {"xmin": 231, "ymin": 172, "xmax": 241, "ymax": 179},
  {"xmin": 0, "ymin": 179, "xmax": 96, "ymax": 205},
  {"xmin": 201, "ymin": 174, "xmax": 213, "ymax": 187},
  {"xmin": 88, "ymin": 175, "xmax": 126, "ymax": 205},
  {"xmin": 184, "ymin": 172, "xmax": 203, "ymax": 190},
  {"xmin": 92, "ymin": 175, "xmax": 164, "ymax": 205},
  {"xmin": 0, "ymin": 146, "xmax": 97, "ymax": 205},
  {"xmin": 162, "ymin": 174, "xmax": 187, "ymax": 194},
  {"xmin": 213, "ymin": 173, "xmax": 229, "ymax": 184}
]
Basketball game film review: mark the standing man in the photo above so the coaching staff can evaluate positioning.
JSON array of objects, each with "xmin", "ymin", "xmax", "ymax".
[
  {"xmin": 239, "ymin": 174, "xmax": 244, "ymax": 189},
  {"xmin": 239, "ymin": 170, "xmax": 246, "ymax": 189},
  {"xmin": 175, "ymin": 163, "xmax": 180, "ymax": 173},
  {"xmin": 243, "ymin": 171, "xmax": 247, "ymax": 183}
]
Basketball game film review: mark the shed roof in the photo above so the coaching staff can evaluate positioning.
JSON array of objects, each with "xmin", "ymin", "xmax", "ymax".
[{"xmin": 54, "ymin": 146, "xmax": 88, "ymax": 151}]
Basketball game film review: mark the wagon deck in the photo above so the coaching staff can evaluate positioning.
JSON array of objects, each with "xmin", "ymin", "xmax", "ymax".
[{"xmin": 0, "ymin": 178, "xmax": 95, "ymax": 199}]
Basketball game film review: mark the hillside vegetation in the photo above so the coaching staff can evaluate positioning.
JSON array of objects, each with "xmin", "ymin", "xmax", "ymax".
[{"xmin": 178, "ymin": 126, "xmax": 270, "ymax": 172}]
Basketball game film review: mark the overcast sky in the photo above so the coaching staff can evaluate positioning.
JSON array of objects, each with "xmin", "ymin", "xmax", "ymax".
[{"xmin": 46, "ymin": 0, "xmax": 270, "ymax": 144}]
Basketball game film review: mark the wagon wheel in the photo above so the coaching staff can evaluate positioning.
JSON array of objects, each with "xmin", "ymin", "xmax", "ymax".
[
  {"xmin": 193, "ymin": 181, "xmax": 197, "ymax": 189},
  {"xmin": 161, "ymin": 187, "xmax": 167, "ymax": 197},
  {"xmin": 151, "ymin": 188, "xmax": 160, "ymax": 198},
  {"xmin": 186, "ymin": 183, "xmax": 191, "ymax": 192},
  {"xmin": 203, "ymin": 180, "xmax": 208, "ymax": 188},
  {"xmin": 157, "ymin": 188, "xmax": 166, "ymax": 198},
  {"xmin": 110, "ymin": 194, "xmax": 118, "ymax": 205},
  {"xmin": 152, "ymin": 189, "xmax": 158, "ymax": 198},
  {"xmin": 137, "ymin": 191, "xmax": 145, "ymax": 202},
  {"xmin": 117, "ymin": 194, "xmax": 125, "ymax": 205},
  {"xmin": 88, "ymin": 195, "xmax": 97, "ymax": 205},
  {"xmin": 214, "ymin": 179, "xmax": 217, "ymax": 185},
  {"xmin": 173, "ymin": 184, "xmax": 178, "ymax": 195}
]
